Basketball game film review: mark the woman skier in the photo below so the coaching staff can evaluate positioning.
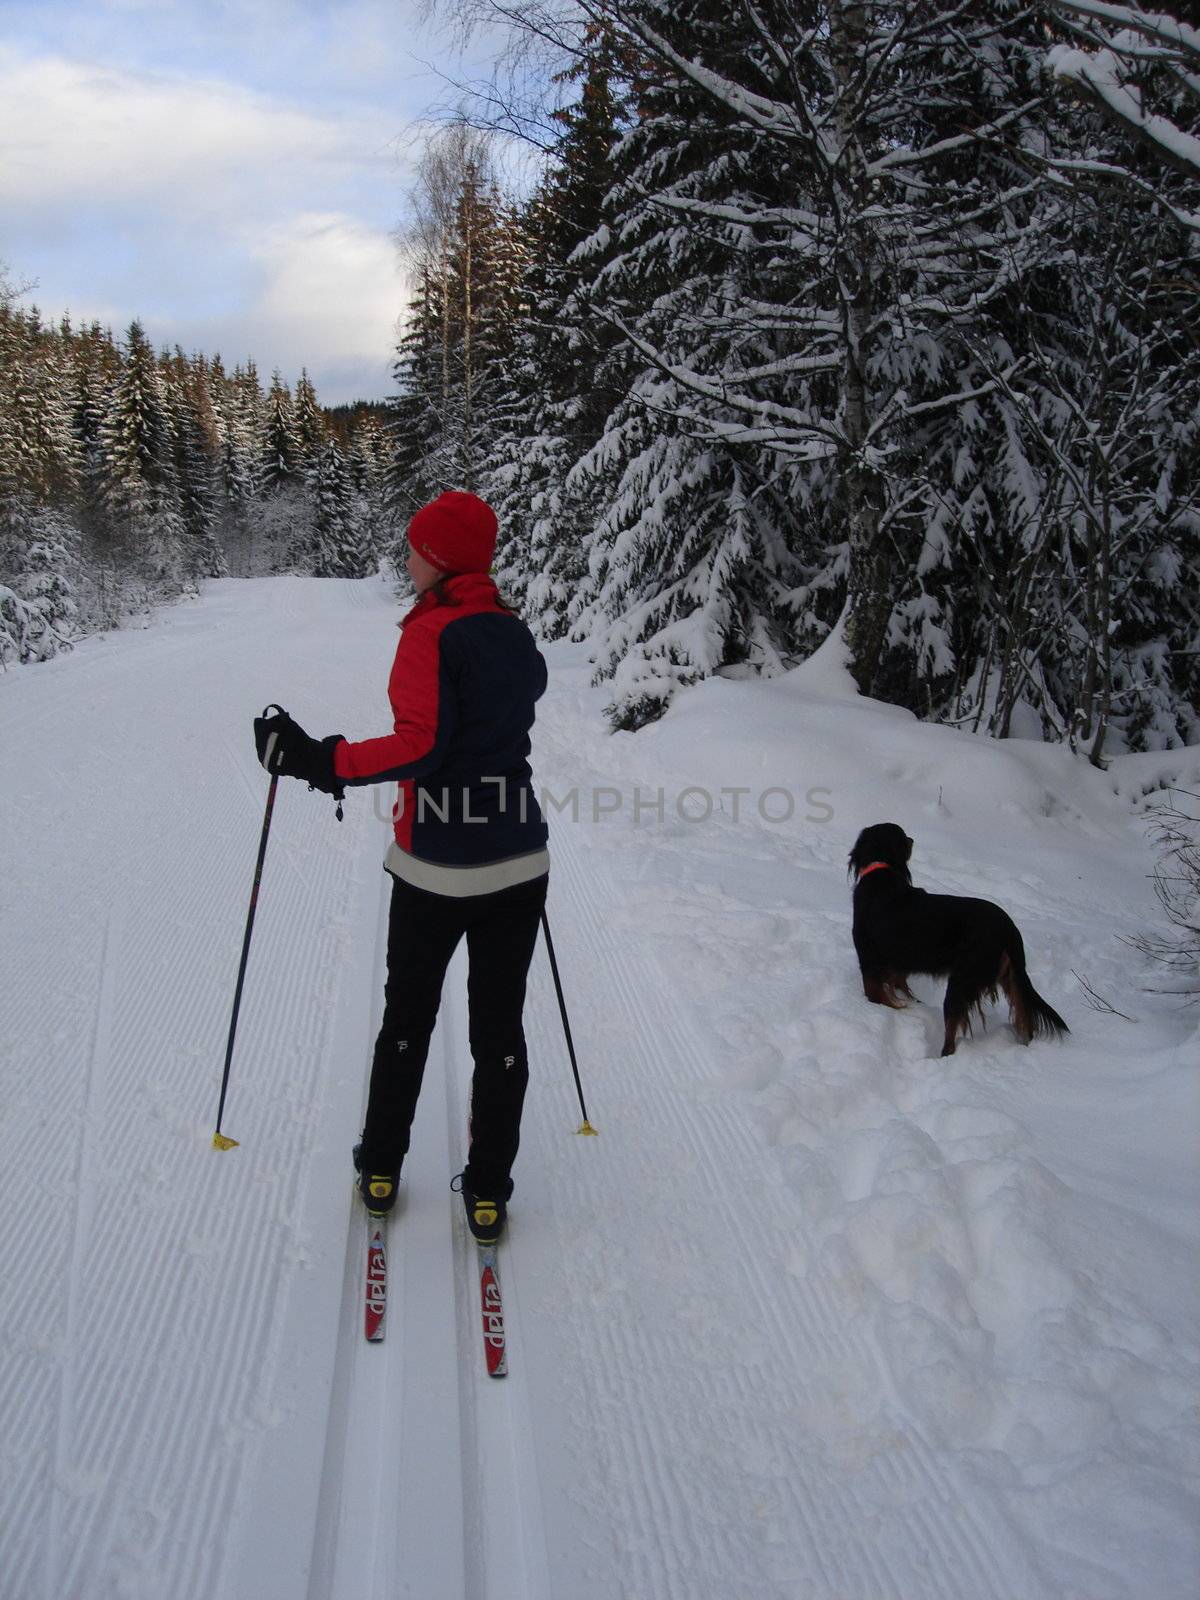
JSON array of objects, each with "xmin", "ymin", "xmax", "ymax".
[{"xmin": 253, "ymin": 491, "xmax": 549, "ymax": 1243}]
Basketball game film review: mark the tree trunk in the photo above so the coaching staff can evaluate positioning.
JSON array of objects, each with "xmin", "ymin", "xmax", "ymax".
[{"xmin": 829, "ymin": 0, "xmax": 890, "ymax": 694}]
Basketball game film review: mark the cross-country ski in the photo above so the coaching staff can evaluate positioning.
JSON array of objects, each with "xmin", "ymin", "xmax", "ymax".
[
  {"xmin": 364, "ymin": 1217, "xmax": 387, "ymax": 1344},
  {"xmin": 477, "ymin": 1244, "xmax": 507, "ymax": 1379}
]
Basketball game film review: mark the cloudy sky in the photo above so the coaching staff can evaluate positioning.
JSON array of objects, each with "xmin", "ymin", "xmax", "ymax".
[{"xmin": 1, "ymin": 0, "xmax": 493, "ymax": 404}]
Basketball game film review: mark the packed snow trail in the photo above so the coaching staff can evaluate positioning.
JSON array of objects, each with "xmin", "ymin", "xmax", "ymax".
[{"xmin": 0, "ymin": 576, "xmax": 1196, "ymax": 1600}]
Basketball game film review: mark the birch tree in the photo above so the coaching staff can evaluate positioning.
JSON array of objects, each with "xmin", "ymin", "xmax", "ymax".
[{"xmin": 392, "ymin": 126, "xmax": 526, "ymax": 516}]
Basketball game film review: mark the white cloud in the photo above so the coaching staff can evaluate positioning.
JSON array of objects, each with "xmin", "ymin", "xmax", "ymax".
[
  {"xmin": 0, "ymin": 40, "xmax": 413, "ymax": 400},
  {"xmin": 0, "ymin": 43, "xmax": 397, "ymax": 219},
  {"xmin": 244, "ymin": 211, "xmax": 404, "ymax": 395},
  {"xmin": 90, "ymin": 213, "xmax": 408, "ymax": 403}
]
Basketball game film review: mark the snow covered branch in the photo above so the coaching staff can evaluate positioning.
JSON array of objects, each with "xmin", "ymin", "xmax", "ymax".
[
  {"xmin": 1052, "ymin": 2, "xmax": 1200, "ymax": 57},
  {"xmin": 1047, "ymin": 1, "xmax": 1200, "ymax": 218}
]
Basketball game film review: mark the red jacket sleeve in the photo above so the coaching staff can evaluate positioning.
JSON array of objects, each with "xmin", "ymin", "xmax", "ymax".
[{"xmin": 333, "ymin": 616, "xmax": 457, "ymax": 785}]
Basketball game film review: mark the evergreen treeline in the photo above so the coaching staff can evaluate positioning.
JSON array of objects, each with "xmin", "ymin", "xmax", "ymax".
[
  {"xmin": 397, "ymin": 1, "xmax": 1199, "ymax": 758},
  {"xmin": 0, "ymin": 299, "xmax": 394, "ymax": 664}
]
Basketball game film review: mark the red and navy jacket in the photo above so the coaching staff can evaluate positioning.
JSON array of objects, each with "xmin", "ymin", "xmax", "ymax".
[{"xmin": 333, "ymin": 573, "xmax": 549, "ymax": 865}]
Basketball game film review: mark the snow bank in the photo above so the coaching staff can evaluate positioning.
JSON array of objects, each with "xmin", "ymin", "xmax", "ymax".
[{"xmin": 535, "ymin": 644, "xmax": 1199, "ymax": 1596}]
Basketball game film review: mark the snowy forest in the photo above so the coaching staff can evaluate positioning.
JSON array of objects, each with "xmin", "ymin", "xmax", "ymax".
[
  {"xmin": 2, "ymin": 0, "xmax": 1198, "ymax": 762},
  {"xmin": 0, "ymin": 299, "xmax": 393, "ymax": 661}
]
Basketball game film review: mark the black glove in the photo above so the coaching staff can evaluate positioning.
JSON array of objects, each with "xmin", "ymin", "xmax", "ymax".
[{"xmin": 253, "ymin": 706, "xmax": 346, "ymax": 804}]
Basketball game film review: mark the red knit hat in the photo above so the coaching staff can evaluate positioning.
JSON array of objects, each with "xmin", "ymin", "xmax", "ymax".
[{"xmin": 407, "ymin": 491, "xmax": 498, "ymax": 575}]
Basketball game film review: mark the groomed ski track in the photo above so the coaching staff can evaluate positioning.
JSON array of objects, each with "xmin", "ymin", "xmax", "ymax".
[
  {"xmin": 2, "ymin": 575, "xmax": 1196, "ymax": 1600},
  {"xmin": 296, "ymin": 876, "xmax": 555, "ymax": 1600}
]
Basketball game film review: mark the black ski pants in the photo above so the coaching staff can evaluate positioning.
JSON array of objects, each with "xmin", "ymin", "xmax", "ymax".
[{"xmin": 360, "ymin": 871, "xmax": 548, "ymax": 1196}]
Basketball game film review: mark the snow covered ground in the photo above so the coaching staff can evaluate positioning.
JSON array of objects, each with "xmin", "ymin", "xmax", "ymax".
[{"xmin": 1, "ymin": 574, "xmax": 1197, "ymax": 1600}]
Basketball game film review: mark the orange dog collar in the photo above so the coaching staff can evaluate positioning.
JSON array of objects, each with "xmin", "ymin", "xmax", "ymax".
[{"xmin": 856, "ymin": 861, "xmax": 892, "ymax": 880}]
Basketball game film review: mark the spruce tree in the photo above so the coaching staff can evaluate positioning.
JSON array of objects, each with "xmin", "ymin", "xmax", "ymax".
[
  {"xmin": 209, "ymin": 356, "xmax": 261, "ymax": 571},
  {"xmin": 313, "ymin": 438, "xmax": 366, "ymax": 576},
  {"xmin": 0, "ymin": 306, "xmax": 78, "ymax": 512},
  {"xmin": 98, "ymin": 320, "xmax": 188, "ymax": 580},
  {"xmin": 0, "ymin": 511, "xmax": 79, "ymax": 663},
  {"xmin": 548, "ymin": 0, "xmax": 825, "ymax": 722},
  {"xmin": 101, "ymin": 321, "xmax": 162, "ymax": 521},
  {"xmin": 70, "ymin": 322, "xmax": 117, "ymax": 559},
  {"xmin": 347, "ymin": 412, "xmax": 392, "ymax": 571},
  {"xmin": 293, "ymin": 369, "xmax": 326, "ymax": 481},
  {"xmin": 164, "ymin": 349, "xmax": 226, "ymax": 580},
  {"xmin": 262, "ymin": 371, "xmax": 299, "ymax": 493}
]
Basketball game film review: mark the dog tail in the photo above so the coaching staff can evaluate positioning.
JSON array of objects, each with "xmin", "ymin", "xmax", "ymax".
[{"xmin": 1002, "ymin": 951, "xmax": 1069, "ymax": 1044}]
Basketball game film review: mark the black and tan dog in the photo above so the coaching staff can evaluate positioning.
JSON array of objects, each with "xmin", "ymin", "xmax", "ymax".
[{"xmin": 848, "ymin": 822, "xmax": 1069, "ymax": 1057}]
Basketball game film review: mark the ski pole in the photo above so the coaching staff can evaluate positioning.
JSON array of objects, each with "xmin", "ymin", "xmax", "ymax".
[
  {"xmin": 212, "ymin": 706, "xmax": 284, "ymax": 1150},
  {"xmin": 540, "ymin": 909, "xmax": 597, "ymax": 1136}
]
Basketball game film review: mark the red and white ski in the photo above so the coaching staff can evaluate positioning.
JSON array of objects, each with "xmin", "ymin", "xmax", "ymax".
[
  {"xmin": 364, "ymin": 1217, "xmax": 388, "ymax": 1343},
  {"xmin": 478, "ymin": 1244, "xmax": 507, "ymax": 1378}
]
